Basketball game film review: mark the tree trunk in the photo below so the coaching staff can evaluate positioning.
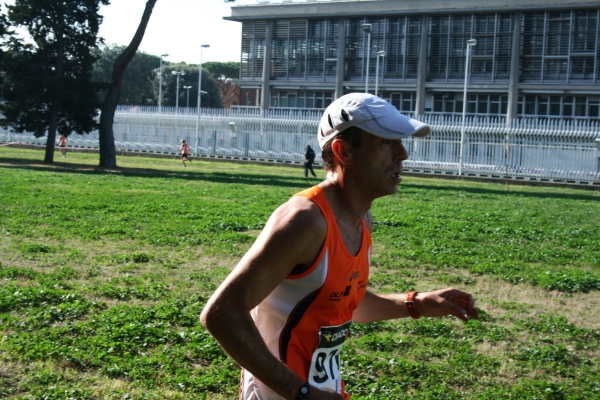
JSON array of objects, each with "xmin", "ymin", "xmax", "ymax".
[
  {"xmin": 98, "ymin": 0, "xmax": 158, "ymax": 168},
  {"xmin": 98, "ymin": 83, "xmax": 118, "ymax": 167},
  {"xmin": 44, "ymin": 21, "xmax": 64, "ymax": 164}
]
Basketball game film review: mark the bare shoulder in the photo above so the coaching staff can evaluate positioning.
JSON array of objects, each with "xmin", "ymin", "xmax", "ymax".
[
  {"xmin": 247, "ymin": 195, "xmax": 326, "ymax": 271},
  {"xmin": 265, "ymin": 195, "xmax": 327, "ymax": 240}
]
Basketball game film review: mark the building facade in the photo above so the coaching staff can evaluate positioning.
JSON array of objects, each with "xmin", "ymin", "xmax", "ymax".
[{"xmin": 226, "ymin": 0, "xmax": 600, "ymax": 120}]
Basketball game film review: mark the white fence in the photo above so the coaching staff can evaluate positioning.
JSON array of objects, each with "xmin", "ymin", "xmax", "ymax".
[{"xmin": 1, "ymin": 107, "xmax": 599, "ymax": 185}]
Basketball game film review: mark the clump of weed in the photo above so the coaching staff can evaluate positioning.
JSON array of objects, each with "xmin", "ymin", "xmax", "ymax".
[
  {"xmin": 92, "ymin": 281, "xmax": 169, "ymax": 301},
  {"xmin": 50, "ymin": 266, "xmax": 79, "ymax": 280},
  {"xmin": 115, "ymin": 251, "xmax": 152, "ymax": 264},
  {"xmin": 84, "ymin": 265, "xmax": 101, "ymax": 278},
  {"xmin": 0, "ymin": 265, "xmax": 38, "ymax": 280},
  {"xmin": 463, "ymin": 319, "xmax": 512, "ymax": 343},
  {"xmin": 19, "ymin": 243, "xmax": 57, "ymax": 254},
  {"xmin": 18, "ymin": 243, "xmax": 58, "ymax": 258},
  {"xmin": 368, "ymin": 272, "xmax": 414, "ymax": 293},
  {"xmin": 516, "ymin": 344, "xmax": 581, "ymax": 372},
  {"xmin": 435, "ymin": 273, "xmax": 477, "ymax": 286}
]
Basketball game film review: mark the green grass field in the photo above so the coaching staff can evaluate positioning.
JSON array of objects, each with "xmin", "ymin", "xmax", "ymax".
[{"xmin": 1, "ymin": 147, "xmax": 599, "ymax": 399}]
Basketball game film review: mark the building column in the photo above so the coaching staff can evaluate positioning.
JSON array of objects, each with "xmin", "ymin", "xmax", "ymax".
[
  {"xmin": 335, "ymin": 18, "xmax": 346, "ymax": 100},
  {"xmin": 260, "ymin": 21, "xmax": 272, "ymax": 113},
  {"xmin": 415, "ymin": 15, "xmax": 429, "ymax": 117},
  {"xmin": 506, "ymin": 12, "xmax": 522, "ymax": 124}
]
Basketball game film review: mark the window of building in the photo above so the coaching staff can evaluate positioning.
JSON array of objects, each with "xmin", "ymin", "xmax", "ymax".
[
  {"xmin": 428, "ymin": 13, "xmax": 514, "ymax": 83},
  {"xmin": 270, "ymin": 91, "xmax": 334, "ymax": 109},
  {"xmin": 518, "ymin": 95, "xmax": 600, "ymax": 118},
  {"xmin": 522, "ymin": 9, "xmax": 599, "ymax": 83},
  {"xmin": 345, "ymin": 16, "xmax": 421, "ymax": 82},
  {"xmin": 432, "ymin": 93, "xmax": 508, "ymax": 115},
  {"xmin": 241, "ymin": 21, "xmax": 266, "ymax": 80},
  {"xmin": 378, "ymin": 92, "xmax": 416, "ymax": 113},
  {"xmin": 269, "ymin": 19, "xmax": 339, "ymax": 81}
]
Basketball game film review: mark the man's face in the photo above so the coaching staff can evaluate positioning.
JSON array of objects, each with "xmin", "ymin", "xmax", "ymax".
[{"xmin": 346, "ymin": 131, "xmax": 409, "ymax": 198}]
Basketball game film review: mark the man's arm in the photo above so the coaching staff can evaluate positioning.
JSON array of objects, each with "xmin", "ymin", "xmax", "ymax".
[
  {"xmin": 353, "ymin": 289, "xmax": 479, "ymax": 324},
  {"xmin": 200, "ymin": 196, "xmax": 344, "ymax": 400},
  {"xmin": 357, "ymin": 217, "xmax": 477, "ymax": 324}
]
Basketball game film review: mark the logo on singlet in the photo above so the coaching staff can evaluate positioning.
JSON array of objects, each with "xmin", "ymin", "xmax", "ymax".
[
  {"xmin": 349, "ymin": 271, "xmax": 360, "ymax": 282},
  {"xmin": 329, "ymin": 285, "xmax": 351, "ymax": 301}
]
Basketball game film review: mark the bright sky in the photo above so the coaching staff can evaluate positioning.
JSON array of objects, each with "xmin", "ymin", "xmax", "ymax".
[
  {"xmin": 97, "ymin": 0, "xmax": 252, "ymax": 64},
  {"xmin": 3, "ymin": 0, "xmax": 255, "ymax": 64}
]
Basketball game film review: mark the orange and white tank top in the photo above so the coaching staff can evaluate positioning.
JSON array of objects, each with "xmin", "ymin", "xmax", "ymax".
[
  {"xmin": 182, "ymin": 143, "xmax": 189, "ymax": 154},
  {"xmin": 241, "ymin": 185, "xmax": 371, "ymax": 400}
]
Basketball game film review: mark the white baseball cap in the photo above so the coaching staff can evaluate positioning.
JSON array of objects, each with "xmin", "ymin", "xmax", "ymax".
[{"xmin": 318, "ymin": 93, "xmax": 431, "ymax": 149}]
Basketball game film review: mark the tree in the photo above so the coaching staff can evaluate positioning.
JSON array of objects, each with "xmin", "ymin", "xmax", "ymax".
[
  {"xmin": 0, "ymin": 7, "xmax": 10, "ymax": 82},
  {"xmin": 98, "ymin": 0, "xmax": 157, "ymax": 168},
  {"xmin": 202, "ymin": 61, "xmax": 241, "ymax": 107},
  {"xmin": 93, "ymin": 44, "xmax": 160, "ymax": 105},
  {"xmin": 0, "ymin": 0, "xmax": 109, "ymax": 164},
  {"xmin": 157, "ymin": 64, "xmax": 222, "ymax": 110},
  {"xmin": 202, "ymin": 61, "xmax": 239, "ymax": 81}
]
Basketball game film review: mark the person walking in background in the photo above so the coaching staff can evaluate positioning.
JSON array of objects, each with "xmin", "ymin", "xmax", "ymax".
[
  {"xmin": 178, "ymin": 140, "xmax": 191, "ymax": 167},
  {"xmin": 304, "ymin": 144, "xmax": 316, "ymax": 178},
  {"xmin": 57, "ymin": 134, "xmax": 68, "ymax": 158}
]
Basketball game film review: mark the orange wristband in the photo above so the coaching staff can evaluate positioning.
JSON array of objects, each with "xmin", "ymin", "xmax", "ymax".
[{"xmin": 405, "ymin": 291, "xmax": 421, "ymax": 319}]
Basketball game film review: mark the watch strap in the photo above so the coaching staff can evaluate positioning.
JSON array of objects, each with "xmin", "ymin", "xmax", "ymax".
[{"xmin": 405, "ymin": 291, "xmax": 421, "ymax": 319}]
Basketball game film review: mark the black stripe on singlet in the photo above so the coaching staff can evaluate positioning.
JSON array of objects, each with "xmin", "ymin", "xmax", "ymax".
[{"xmin": 279, "ymin": 287, "xmax": 322, "ymax": 364}]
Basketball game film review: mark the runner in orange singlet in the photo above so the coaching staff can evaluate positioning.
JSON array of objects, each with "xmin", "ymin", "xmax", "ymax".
[
  {"xmin": 201, "ymin": 93, "xmax": 479, "ymax": 400},
  {"xmin": 178, "ymin": 140, "xmax": 191, "ymax": 167},
  {"xmin": 57, "ymin": 134, "xmax": 68, "ymax": 158}
]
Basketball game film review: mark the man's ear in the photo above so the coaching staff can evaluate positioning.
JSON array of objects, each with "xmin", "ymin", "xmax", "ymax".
[{"xmin": 331, "ymin": 138, "xmax": 352, "ymax": 166}]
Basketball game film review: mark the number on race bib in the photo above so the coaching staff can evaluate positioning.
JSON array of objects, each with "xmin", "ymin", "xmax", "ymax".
[{"xmin": 308, "ymin": 321, "xmax": 352, "ymax": 393}]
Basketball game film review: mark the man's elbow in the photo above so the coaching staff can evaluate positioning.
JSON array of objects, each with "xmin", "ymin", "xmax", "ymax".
[
  {"xmin": 200, "ymin": 299, "xmax": 235, "ymax": 335},
  {"xmin": 199, "ymin": 302, "xmax": 219, "ymax": 333}
]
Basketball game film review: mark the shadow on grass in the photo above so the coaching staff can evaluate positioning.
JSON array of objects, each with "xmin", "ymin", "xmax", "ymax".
[
  {"xmin": 1, "ymin": 156, "xmax": 599, "ymax": 202},
  {"xmin": 401, "ymin": 182, "xmax": 600, "ymax": 202},
  {"xmin": 0, "ymin": 156, "xmax": 318, "ymax": 190}
]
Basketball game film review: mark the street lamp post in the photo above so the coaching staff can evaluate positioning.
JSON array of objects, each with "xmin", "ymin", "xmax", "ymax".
[
  {"xmin": 195, "ymin": 44, "xmax": 210, "ymax": 156},
  {"xmin": 183, "ymin": 85, "xmax": 192, "ymax": 111},
  {"xmin": 158, "ymin": 54, "xmax": 169, "ymax": 114},
  {"xmin": 172, "ymin": 71, "xmax": 186, "ymax": 114},
  {"xmin": 458, "ymin": 39, "xmax": 477, "ymax": 176},
  {"xmin": 362, "ymin": 24, "xmax": 372, "ymax": 93},
  {"xmin": 375, "ymin": 50, "xmax": 386, "ymax": 97}
]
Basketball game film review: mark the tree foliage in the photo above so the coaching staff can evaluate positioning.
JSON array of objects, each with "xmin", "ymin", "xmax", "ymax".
[
  {"xmin": 0, "ymin": 8, "xmax": 10, "ymax": 79},
  {"xmin": 0, "ymin": 0, "xmax": 109, "ymax": 164},
  {"xmin": 92, "ymin": 44, "xmax": 160, "ymax": 105},
  {"xmin": 202, "ymin": 61, "xmax": 239, "ymax": 80},
  {"xmin": 157, "ymin": 64, "xmax": 222, "ymax": 109},
  {"xmin": 92, "ymin": 56, "xmax": 237, "ymax": 109}
]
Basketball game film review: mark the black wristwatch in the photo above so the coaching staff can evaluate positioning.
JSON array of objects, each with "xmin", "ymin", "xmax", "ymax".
[{"xmin": 297, "ymin": 382, "xmax": 310, "ymax": 399}]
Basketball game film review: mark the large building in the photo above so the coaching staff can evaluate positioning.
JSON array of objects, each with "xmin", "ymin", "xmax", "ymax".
[{"xmin": 226, "ymin": 0, "xmax": 600, "ymax": 120}]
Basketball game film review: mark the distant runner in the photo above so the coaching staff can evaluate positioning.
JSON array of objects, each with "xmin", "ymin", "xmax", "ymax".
[
  {"xmin": 57, "ymin": 134, "xmax": 68, "ymax": 158},
  {"xmin": 178, "ymin": 140, "xmax": 191, "ymax": 167}
]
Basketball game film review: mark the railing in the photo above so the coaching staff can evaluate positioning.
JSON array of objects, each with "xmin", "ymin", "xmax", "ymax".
[{"xmin": 1, "ymin": 108, "xmax": 599, "ymax": 185}]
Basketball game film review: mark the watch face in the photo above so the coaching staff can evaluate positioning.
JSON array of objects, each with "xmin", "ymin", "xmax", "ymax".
[{"xmin": 301, "ymin": 386, "xmax": 309, "ymax": 394}]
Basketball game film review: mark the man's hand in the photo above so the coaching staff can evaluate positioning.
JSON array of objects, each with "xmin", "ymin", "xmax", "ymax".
[{"xmin": 414, "ymin": 288, "xmax": 479, "ymax": 322}]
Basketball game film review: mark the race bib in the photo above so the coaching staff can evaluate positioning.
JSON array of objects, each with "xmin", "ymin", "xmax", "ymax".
[{"xmin": 308, "ymin": 320, "xmax": 352, "ymax": 393}]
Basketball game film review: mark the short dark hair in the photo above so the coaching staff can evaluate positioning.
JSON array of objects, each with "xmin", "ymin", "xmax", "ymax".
[{"xmin": 320, "ymin": 126, "xmax": 363, "ymax": 171}]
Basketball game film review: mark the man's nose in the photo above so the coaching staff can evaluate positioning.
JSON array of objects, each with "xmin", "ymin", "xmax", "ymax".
[{"xmin": 394, "ymin": 142, "xmax": 409, "ymax": 162}]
